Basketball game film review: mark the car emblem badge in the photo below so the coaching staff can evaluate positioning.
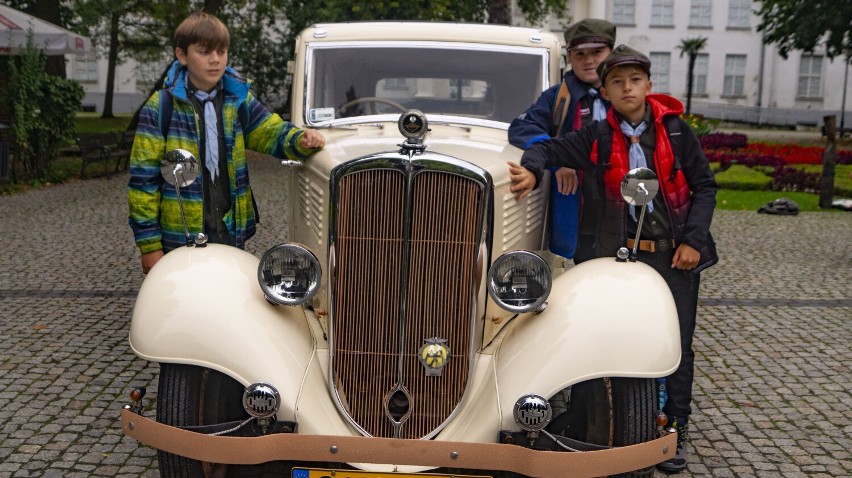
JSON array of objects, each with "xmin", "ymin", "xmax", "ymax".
[{"xmin": 418, "ymin": 337, "xmax": 450, "ymax": 376}]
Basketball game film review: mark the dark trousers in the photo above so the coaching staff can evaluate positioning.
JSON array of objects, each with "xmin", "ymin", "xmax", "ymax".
[
  {"xmin": 572, "ymin": 234, "xmax": 597, "ymax": 264},
  {"xmin": 636, "ymin": 248, "xmax": 700, "ymax": 422}
]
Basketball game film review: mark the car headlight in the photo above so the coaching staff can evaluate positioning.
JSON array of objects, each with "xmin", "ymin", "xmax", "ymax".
[
  {"xmin": 487, "ymin": 251, "xmax": 551, "ymax": 313},
  {"xmin": 243, "ymin": 383, "xmax": 281, "ymax": 420},
  {"xmin": 258, "ymin": 244, "xmax": 321, "ymax": 306},
  {"xmin": 513, "ymin": 394, "xmax": 552, "ymax": 431}
]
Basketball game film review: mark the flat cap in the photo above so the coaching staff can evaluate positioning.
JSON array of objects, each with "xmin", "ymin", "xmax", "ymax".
[
  {"xmin": 564, "ymin": 18, "xmax": 616, "ymax": 50},
  {"xmin": 596, "ymin": 44, "xmax": 652, "ymax": 83}
]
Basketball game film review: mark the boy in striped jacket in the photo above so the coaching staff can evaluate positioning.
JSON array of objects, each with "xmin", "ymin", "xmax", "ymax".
[{"xmin": 129, "ymin": 12, "xmax": 324, "ymax": 274}]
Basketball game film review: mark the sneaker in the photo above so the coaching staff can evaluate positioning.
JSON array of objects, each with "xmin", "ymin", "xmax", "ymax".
[{"xmin": 657, "ymin": 421, "xmax": 689, "ymax": 473}]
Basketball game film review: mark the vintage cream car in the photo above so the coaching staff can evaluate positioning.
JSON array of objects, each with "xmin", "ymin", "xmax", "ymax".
[{"xmin": 121, "ymin": 22, "xmax": 680, "ymax": 478}]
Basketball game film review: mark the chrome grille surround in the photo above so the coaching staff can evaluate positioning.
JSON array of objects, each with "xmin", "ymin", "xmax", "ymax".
[{"xmin": 328, "ymin": 153, "xmax": 492, "ymax": 439}]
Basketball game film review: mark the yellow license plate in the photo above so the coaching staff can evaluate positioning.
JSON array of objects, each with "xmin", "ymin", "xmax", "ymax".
[{"xmin": 292, "ymin": 468, "xmax": 491, "ymax": 478}]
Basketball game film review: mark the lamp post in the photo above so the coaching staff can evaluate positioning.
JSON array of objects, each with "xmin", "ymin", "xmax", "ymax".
[{"xmin": 841, "ymin": 54, "xmax": 849, "ymax": 137}]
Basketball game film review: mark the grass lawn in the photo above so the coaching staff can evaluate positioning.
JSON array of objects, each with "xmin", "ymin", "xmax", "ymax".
[
  {"xmin": 75, "ymin": 113, "xmax": 133, "ymax": 134},
  {"xmin": 716, "ymin": 190, "xmax": 848, "ymax": 212}
]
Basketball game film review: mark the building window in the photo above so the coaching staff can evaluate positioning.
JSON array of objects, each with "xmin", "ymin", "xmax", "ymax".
[
  {"xmin": 613, "ymin": 0, "xmax": 636, "ymax": 25},
  {"xmin": 650, "ymin": 0, "xmax": 675, "ymax": 26},
  {"xmin": 650, "ymin": 52, "xmax": 670, "ymax": 93},
  {"xmin": 727, "ymin": 0, "xmax": 751, "ymax": 28},
  {"xmin": 689, "ymin": 0, "xmax": 712, "ymax": 27},
  {"xmin": 723, "ymin": 54, "xmax": 746, "ymax": 96},
  {"xmin": 72, "ymin": 54, "xmax": 98, "ymax": 82},
  {"xmin": 797, "ymin": 55, "xmax": 823, "ymax": 98},
  {"xmin": 136, "ymin": 61, "xmax": 166, "ymax": 93},
  {"xmin": 689, "ymin": 53, "xmax": 709, "ymax": 95}
]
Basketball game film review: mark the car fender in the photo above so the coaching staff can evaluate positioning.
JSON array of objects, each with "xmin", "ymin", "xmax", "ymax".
[
  {"xmin": 129, "ymin": 244, "xmax": 318, "ymax": 422},
  {"xmin": 494, "ymin": 257, "xmax": 681, "ymax": 426}
]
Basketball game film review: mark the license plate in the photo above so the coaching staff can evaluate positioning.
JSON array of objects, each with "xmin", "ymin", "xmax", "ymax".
[{"xmin": 292, "ymin": 468, "xmax": 491, "ymax": 478}]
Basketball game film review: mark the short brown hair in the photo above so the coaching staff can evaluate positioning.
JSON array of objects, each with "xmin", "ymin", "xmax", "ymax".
[{"xmin": 174, "ymin": 12, "xmax": 230, "ymax": 52}]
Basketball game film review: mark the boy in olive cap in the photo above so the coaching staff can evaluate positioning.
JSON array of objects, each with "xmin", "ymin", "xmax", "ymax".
[
  {"xmin": 508, "ymin": 45, "xmax": 718, "ymax": 473},
  {"xmin": 508, "ymin": 18, "xmax": 616, "ymax": 264}
]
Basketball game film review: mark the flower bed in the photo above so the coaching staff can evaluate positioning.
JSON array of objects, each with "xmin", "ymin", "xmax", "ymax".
[{"xmin": 699, "ymin": 132, "xmax": 851, "ymax": 193}]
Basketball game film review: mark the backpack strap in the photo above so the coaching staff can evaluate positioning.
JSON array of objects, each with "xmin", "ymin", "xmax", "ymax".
[
  {"xmin": 158, "ymin": 89, "xmax": 173, "ymax": 138},
  {"xmin": 550, "ymin": 81, "xmax": 572, "ymax": 137},
  {"xmin": 594, "ymin": 119, "xmax": 613, "ymax": 168},
  {"xmin": 662, "ymin": 115, "xmax": 684, "ymax": 182}
]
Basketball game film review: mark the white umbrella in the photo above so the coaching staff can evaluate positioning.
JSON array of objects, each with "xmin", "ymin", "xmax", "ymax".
[{"xmin": 0, "ymin": 4, "xmax": 91, "ymax": 55}]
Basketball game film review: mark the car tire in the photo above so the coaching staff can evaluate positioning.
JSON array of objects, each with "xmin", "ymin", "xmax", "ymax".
[
  {"xmin": 156, "ymin": 363, "xmax": 245, "ymax": 478},
  {"xmin": 547, "ymin": 377, "xmax": 656, "ymax": 478},
  {"xmin": 610, "ymin": 378, "xmax": 656, "ymax": 478}
]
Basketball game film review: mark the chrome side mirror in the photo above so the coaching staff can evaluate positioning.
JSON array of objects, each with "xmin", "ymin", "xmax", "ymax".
[
  {"xmin": 160, "ymin": 149, "xmax": 200, "ymax": 247},
  {"xmin": 619, "ymin": 167, "xmax": 659, "ymax": 261},
  {"xmin": 161, "ymin": 149, "xmax": 198, "ymax": 187},
  {"xmin": 620, "ymin": 167, "xmax": 659, "ymax": 206}
]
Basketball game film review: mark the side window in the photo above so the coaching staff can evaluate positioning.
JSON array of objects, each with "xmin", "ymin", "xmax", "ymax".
[
  {"xmin": 72, "ymin": 53, "xmax": 98, "ymax": 82},
  {"xmin": 690, "ymin": 53, "xmax": 709, "ymax": 95},
  {"xmin": 723, "ymin": 54, "xmax": 746, "ymax": 96},
  {"xmin": 727, "ymin": 0, "xmax": 751, "ymax": 28},
  {"xmin": 689, "ymin": 0, "xmax": 712, "ymax": 28},
  {"xmin": 650, "ymin": 0, "xmax": 674, "ymax": 27},
  {"xmin": 797, "ymin": 55, "xmax": 823, "ymax": 99},
  {"xmin": 650, "ymin": 52, "xmax": 671, "ymax": 93},
  {"xmin": 613, "ymin": 0, "xmax": 636, "ymax": 25}
]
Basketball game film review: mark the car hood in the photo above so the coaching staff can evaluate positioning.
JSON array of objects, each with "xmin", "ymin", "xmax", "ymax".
[{"xmin": 304, "ymin": 122, "xmax": 522, "ymax": 185}]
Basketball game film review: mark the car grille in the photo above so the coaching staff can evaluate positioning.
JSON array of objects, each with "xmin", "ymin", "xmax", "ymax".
[{"xmin": 330, "ymin": 157, "xmax": 488, "ymax": 439}]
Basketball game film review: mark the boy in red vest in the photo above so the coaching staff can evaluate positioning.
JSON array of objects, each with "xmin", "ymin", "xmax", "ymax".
[{"xmin": 508, "ymin": 45, "xmax": 718, "ymax": 473}]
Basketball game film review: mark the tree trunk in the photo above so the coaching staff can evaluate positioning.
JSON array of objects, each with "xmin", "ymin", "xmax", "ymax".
[
  {"xmin": 685, "ymin": 54, "xmax": 696, "ymax": 116},
  {"xmin": 488, "ymin": 0, "xmax": 511, "ymax": 25},
  {"xmin": 102, "ymin": 11, "xmax": 121, "ymax": 119},
  {"xmin": 204, "ymin": 0, "xmax": 222, "ymax": 15},
  {"xmin": 819, "ymin": 115, "xmax": 837, "ymax": 209},
  {"xmin": 29, "ymin": 0, "xmax": 67, "ymax": 78}
]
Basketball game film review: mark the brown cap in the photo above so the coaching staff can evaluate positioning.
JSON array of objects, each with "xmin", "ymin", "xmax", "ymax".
[
  {"xmin": 564, "ymin": 18, "xmax": 616, "ymax": 50},
  {"xmin": 596, "ymin": 44, "xmax": 652, "ymax": 83}
]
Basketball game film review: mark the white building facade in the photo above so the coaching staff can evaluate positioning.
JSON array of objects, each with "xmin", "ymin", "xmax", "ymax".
[
  {"xmin": 515, "ymin": 0, "xmax": 851, "ymax": 129},
  {"xmin": 65, "ymin": 52, "xmax": 151, "ymax": 115}
]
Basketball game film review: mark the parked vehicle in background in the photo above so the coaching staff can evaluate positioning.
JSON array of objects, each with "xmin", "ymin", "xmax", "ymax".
[{"xmin": 121, "ymin": 22, "xmax": 680, "ymax": 478}]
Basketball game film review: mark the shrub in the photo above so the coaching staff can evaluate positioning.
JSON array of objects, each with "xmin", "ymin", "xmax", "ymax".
[
  {"xmin": 713, "ymin": 164, "xmax": 773, "ymax": 190},
  {"xmin": 770, "ymin": 166, "xmax": 820, "ymax": 192},
  {"xmin": 2, "ymin": 31, "xmax": 84, "ymax": 182},
  {"xmin": 682, "ymin": 114, "xmax": 715, "ymax": 137},
  {"xmin": 700, "ymin": 132, "xmax": 748, "ymax": 150},
  {"xmin": 706, "ymin": 150, "xmax": 786, "ymax": 170}
]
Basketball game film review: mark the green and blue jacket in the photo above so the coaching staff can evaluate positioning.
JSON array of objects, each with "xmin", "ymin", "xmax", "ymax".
[{"xmin": 128, "ymin": 61, "xmax": 314, "ymax": 253}]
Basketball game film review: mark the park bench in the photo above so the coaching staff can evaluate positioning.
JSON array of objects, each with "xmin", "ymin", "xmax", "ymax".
[
  {"xmin": 77, "ymin": 132, "xmax": 133, "ymax": 179},
  {"xmin": 113, "ymin": 130, "xmax": 135, "ymax": 173}
]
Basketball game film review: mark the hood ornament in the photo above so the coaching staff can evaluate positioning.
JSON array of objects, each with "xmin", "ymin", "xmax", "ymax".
[
  {"xmin": 398, "ymin": 109, "xmax": 428, "ymax": 156},
  {"xmin": 418, "ymin": 337, "xmax": 450, "ymax": 376}
]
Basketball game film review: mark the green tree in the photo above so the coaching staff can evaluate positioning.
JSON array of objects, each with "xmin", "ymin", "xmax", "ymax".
[
  {"xmin": 3, "ymin": 32, "xmax": 84, "ymax": 181},
  {"xmin": 756, "ymin": 0, "xmax": 852, "ymax": 59},
  {"xmin": 678, "ymin": 36, "xmax": 708, "ymax": 116}
]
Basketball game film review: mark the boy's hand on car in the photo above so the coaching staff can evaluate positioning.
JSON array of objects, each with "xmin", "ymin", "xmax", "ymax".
[
  {"xmin": 300, "ymin": 129, "xmax": 326, "ymax": 149},
  {"xmin": 672, "ymin": 243, "xmax": 700, "ymax": 270},
  {"xmin": 141, "ymin": 250, "xmax": 164, "ymax": 274},
  {"xmin": 507, "ymin": 161, "xmax": 536, "ymax": 200},
  {"xmin": 555, "ymin": 167, "xmax": 578, "ymax": 195}
]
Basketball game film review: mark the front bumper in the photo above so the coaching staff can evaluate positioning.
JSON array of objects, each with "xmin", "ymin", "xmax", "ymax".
[{"xmin": 121, "ymin": 409, "xmax": 676, "ymax": 478}]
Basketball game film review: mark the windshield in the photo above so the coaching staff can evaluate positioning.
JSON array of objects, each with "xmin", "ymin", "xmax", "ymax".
[{"xmin": 305, "ymin": 42, "xmax": 548, "ymax": 126}]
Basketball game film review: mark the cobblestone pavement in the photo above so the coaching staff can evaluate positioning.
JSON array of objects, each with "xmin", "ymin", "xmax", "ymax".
[{"xmin": 1, "ymin": 155, "xmax": 850, "ymax": 477}]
